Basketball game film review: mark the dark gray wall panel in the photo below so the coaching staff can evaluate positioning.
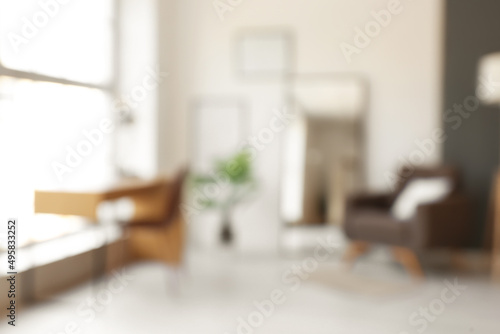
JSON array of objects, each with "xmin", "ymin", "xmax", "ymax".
[{"xmin": 444, "ymin": 0, "xmax": 500, "ymax": 247}]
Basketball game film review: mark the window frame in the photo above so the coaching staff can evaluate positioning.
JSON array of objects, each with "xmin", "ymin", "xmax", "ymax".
[
  {"xmin": 0, "ymin": 0, "xmax": 119, "ymax": 97},
  {"xmin": 0, "ymin": 0, "xmax": 120, "ymax": 175}
]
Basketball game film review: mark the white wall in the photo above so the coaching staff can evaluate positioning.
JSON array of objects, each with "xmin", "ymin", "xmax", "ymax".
[
  {"xmin": 118, "ymin": 0, "xmax": 159, "ymax": 178},
  {"xmin": 157, "ymin": 0, "xmax": 445, "ymax": 252}
]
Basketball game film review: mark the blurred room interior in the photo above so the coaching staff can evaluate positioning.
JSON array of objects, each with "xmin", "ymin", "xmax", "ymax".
[{"xmin": 1, "ymin": 0, "xmax": 500, "ymax": 333}]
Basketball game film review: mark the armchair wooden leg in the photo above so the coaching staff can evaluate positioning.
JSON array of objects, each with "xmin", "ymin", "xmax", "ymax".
[
  {"xmin": 343, "ymin": 241, "xmax": 370, "ymax": 268},
  {"xmin": 391, "ymin": 247, "xmax": 424, "ymax": 278}
]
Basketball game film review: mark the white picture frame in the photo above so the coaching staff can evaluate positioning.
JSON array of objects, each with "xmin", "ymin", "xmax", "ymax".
[{"xmin": 235, "ymin": 30, "xmax": 293, "ymax": 79}]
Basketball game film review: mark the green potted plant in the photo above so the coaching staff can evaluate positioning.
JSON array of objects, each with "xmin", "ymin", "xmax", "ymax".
[{"xmin": 189, "ymin": 150, "xmax": 257, "ymax": 244}]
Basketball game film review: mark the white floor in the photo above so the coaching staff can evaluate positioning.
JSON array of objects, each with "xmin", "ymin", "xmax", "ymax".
[{"xmin": 3, "ymin": 247, "xmax": 500, "ymax": 334}]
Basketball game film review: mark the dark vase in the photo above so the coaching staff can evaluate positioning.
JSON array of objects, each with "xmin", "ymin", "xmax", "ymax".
[{"xmin": 220, "ymin": 211, "xmax": 233, "ymax": 244}]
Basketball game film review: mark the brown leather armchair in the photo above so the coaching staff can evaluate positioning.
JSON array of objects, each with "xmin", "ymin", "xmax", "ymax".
[{"xmin": 343, "ymin": 166, "xmax": 472, "ymax": 277}]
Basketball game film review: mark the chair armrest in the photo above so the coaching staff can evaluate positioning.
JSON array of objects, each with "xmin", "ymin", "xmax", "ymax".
[{"xmin": 412, "ymin": 195, "xmax": 472, "ymax": 248}]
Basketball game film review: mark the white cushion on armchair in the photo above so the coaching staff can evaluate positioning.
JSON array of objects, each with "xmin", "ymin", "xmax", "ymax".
[{"xmin": 391, "ymin": 177, "xmax": 453, "ymax": 221}]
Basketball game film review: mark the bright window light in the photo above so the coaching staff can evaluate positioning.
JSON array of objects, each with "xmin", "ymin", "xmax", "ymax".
[
  {"xmin": 0, "ymin": 78, "xmax": 113, "ymax": 250},
  {"xmin": 0, "ymin": 0, "xmax": 116, "ymax": 265},
  {"xmin": 0, "ymin": 0, "xmax": 114, "ymax": 85}
]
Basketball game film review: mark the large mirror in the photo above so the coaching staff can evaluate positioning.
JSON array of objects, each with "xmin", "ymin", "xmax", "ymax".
[{"xmin": 280, "ymin": 74, "xmax": 368, "ymax": 226}]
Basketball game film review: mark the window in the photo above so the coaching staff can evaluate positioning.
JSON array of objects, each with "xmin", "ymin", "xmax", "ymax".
[
  {"xmin": 0, "ymin": 0, "xmax": 114, "ymax": 85},
  {"xmin": 0, "ymin": 0, "xmax": 116, "ymax": 257}
]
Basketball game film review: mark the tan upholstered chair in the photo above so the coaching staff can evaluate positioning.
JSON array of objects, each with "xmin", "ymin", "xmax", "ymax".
[{"xmin": 124, "ymin": 169, "xmax": 187, "ymax": 267}]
